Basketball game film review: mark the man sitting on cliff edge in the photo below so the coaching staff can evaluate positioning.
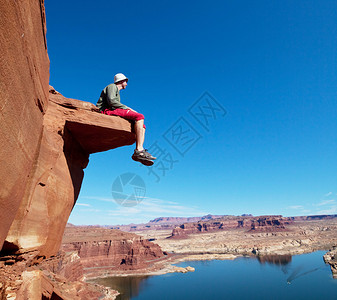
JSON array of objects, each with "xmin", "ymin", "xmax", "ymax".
[{"xmin": 97, "ymin": 73, "xmax": 156, "ymax": 166}]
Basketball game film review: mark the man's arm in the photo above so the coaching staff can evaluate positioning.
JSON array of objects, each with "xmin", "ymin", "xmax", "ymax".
[{"xmin": 106, "ymin": 84, "xmax": 129, "ymax": 110}]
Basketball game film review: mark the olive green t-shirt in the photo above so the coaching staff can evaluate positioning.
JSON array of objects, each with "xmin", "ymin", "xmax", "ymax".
[{"xmin": 96, "ymin": 83, "xmax": 129, "ymax": 111}]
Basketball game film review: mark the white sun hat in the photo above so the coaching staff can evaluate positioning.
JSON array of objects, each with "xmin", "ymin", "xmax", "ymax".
[{"xmin": 114, "ymin": 73, "xmax": 128, "ymax": 84}]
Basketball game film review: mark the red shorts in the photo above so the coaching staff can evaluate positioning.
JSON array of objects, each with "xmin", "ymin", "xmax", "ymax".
[{"xmin": 101, "ymin": 108, "xmax": 146, "ymax": 129}]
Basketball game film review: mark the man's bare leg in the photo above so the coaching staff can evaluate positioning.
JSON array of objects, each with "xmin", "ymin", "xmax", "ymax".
[
  {"xmin": 135, "ymin": 119, "xmax": 145, "ymax": 151},
  {"xmin": 132, "ymin": 119, "xmax": 156, "ymax": 165}
]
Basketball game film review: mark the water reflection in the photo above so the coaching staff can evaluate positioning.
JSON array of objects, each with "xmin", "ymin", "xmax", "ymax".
[
  {"xmin": 257, "ymin": 254, "xmax": 292, "ymax": 266},
  {"xmin": 91, "ymin": 275, "xmax": 150, "ymax": 300},
  {"xmin": 255, "ymin": 254, "xmax": 323, "ymax": 284}
]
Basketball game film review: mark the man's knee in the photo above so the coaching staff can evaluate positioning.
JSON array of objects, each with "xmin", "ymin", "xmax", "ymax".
[{"xmin": 135, "ymin": 113, "xmax": 145, "ymax": 121}]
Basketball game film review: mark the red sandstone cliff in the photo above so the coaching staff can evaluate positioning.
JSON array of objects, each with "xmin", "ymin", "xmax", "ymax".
[
  {"xmin": 0, "ymin": 0, "xmax": 50, "ymax": 253},
  {"xmin": 61, "ymin": 227, "xmax": 166, "ymax": 278},
  {"xmin": 3, "ymin": 87, "xmax": 135, "ymax": 258},
  {"xmin": 0, "ymin": 0, "xmax": 137, "ymax": 298},
  {"xmin": 0, "ymin": 1, "xmax": 135, "ymax": 259}
]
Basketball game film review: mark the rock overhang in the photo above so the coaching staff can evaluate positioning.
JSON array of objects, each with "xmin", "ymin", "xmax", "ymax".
[{"xmin": 49, "ymin": 88, "xmax": 136, "ymax": 154}]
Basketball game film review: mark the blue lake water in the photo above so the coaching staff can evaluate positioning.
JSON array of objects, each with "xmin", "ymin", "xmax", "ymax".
[{"xmin": 91, "ymin": 251, "xmax": 337, "ymax": 300}]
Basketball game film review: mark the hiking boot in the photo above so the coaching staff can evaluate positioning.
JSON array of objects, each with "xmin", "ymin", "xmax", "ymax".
[
  {"xmin": 132, "ymin": 150, "xmax": 155, "ymax": 166},
  {"xmin": 144, "ymin": 149, "xmax": 156, "ymax": 160},
  {"xmin": 133, "ymin": 149, "xmax": 156, "ymax": 160}
]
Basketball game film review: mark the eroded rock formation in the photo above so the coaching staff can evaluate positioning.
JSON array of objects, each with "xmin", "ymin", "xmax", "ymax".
[
  {"xmin": 170, "ymin": 215, "xmax": 293, "ymax": 238},
  {"xmin": 61, "ymin": 227, "xmax": 166, "ymax": 278},
  {"xmin": 0, "ymin": 249, "xmax": 118, "ymax": 299},
  {"xmin": 15, "ymin": 268, "xmax": 118, "ymax": 300},
  {"xmin": 249, "ymin": 216, "xmax": 291, "ymax": 232}
]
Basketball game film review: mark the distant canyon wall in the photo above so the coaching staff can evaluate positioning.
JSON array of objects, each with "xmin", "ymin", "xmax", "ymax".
[{"xmin": 171, "ymin": 216, "xmax": 293, "ymax": 237}]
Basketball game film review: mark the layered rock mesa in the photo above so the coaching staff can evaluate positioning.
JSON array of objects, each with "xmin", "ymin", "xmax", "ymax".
[
  {"xmin": 171, "ymin": 215, "xmax": 293, "ymax": 237},
  {"xmin": 61, "ymin": 227, "xmax": 166, "ymax": 278},
  {"xmin": 0, "ymin": 0, "xmax": 135, "ymax": 258}
]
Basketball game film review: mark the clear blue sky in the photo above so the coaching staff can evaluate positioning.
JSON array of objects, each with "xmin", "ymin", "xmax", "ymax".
[{"xmin": 45, "ymin": 0, "xmax": 337, "ymax": 225}]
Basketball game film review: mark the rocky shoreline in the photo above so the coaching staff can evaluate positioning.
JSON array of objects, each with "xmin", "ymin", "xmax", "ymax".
[
  {"xmin": 323, "ymin": 246, "xmax": 337, "ymax": 278},
  {"xmin": 83, "ymin": 253, "xmax": 238, "ymax": 279}
]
